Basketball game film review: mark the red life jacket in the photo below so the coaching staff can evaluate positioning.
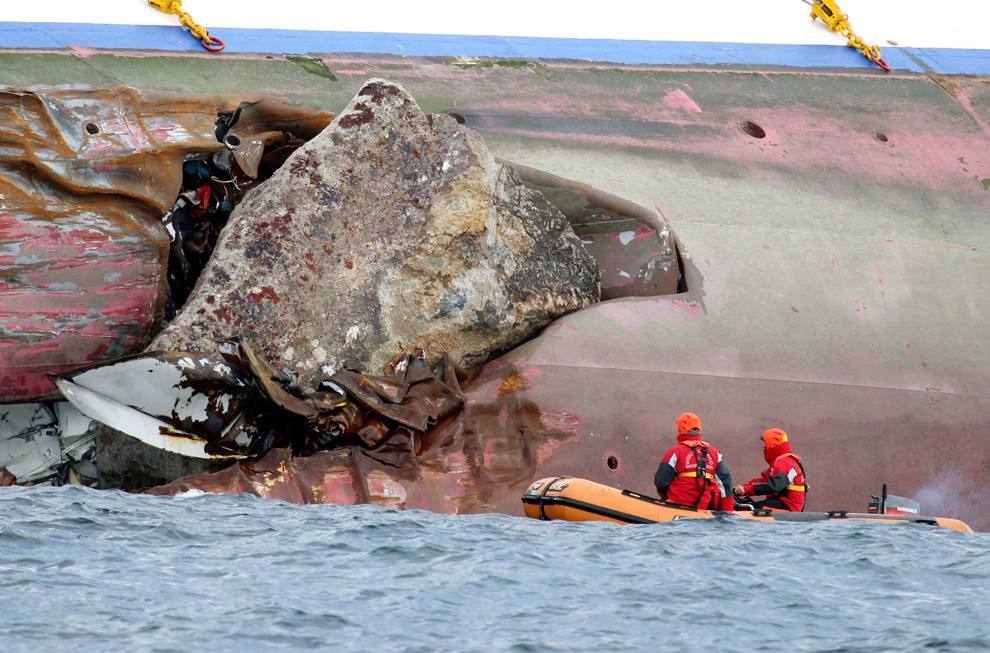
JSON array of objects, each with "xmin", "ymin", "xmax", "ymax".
[
  {"xmin": 769, "ymin": 453, "xmax": 807, "ymax": 512},
  {"xmin": 660, "ymin": 439, "xmax": 722, "ymax": 509}
]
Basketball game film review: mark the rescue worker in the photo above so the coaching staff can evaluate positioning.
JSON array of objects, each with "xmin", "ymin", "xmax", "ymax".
[
  {"xmin": 654, "ymin": 412, "xmax": 735, "ymax": 511},
  {"xmin": 733, "ymin": 428, "xmax": 807, "ymax": 511}
]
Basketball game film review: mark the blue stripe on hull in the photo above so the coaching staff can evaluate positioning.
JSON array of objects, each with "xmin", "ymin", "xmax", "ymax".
[{"xmin": 1, "ymin": 22, "xmax": 988, "ymax": 75}]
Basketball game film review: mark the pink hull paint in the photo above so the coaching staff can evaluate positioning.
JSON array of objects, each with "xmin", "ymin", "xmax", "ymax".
[
  {"xmin": 0, "ymin": 211, "xmax": 166, "ymax": 400},
  {"xmin": 662, "ymin": 88, "xmax": 703, "ymax": 114}
]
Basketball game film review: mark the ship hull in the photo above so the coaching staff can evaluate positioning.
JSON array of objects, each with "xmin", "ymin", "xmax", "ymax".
[{"xmin": 1, "ymin": 51, "xmax": 988, "ymax": 528}]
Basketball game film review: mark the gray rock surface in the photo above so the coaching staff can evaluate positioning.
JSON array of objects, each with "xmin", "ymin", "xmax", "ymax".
[
  {"xmin": 153, "ymin": 79, "xmax": 599, "ymax": 388},
  {"xmin": 97, "ymin": 426, "xmax": 224, "ymax": 491}
]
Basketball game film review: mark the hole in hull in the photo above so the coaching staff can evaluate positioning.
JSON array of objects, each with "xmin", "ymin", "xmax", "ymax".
[
  {"xmin": 508, "ymin": 160, "xmax": 687, "ymax": 298},
  {"xmin": 739, "ymin": 120, "xmax": 766, "ymax": 139}
]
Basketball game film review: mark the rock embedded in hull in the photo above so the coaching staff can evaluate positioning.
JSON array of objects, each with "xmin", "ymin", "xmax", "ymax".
[
  {"xmin": 153, "ymin": 79, "xmax": 600, "ymax": 389},
  {"xmin": 96, "ymin": 425, "xmax": 225, "ymax": 492}
]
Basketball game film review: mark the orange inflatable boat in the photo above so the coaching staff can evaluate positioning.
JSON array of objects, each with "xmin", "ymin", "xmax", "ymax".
[{"xmin": 521, "ymin": 477, "xmax": 973, "ymax": 534}]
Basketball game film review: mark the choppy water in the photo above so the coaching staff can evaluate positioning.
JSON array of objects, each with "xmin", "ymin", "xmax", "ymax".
[{"xmin": 2, "ymin": 486, "xmax": 988, "ymax": 653}]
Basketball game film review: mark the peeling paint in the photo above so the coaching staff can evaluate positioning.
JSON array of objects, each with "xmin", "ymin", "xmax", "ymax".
[{"xmin": 661, "ymin": 88, "xmax": 703, "ymax": 113}]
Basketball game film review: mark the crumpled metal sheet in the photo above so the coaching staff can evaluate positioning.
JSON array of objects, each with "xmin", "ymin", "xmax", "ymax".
[
  {"xmin": 147, "ymin": 390, "xmax": 582, "ymax": 513},
  {"xmin": 0, "ymin": 401, "xmax": 97, "ymax": 484},
  {"xmin": 55, "ymin": 339, "xmax": 471, "ymax": 467},
  {"xmin": 53, "ymin": 351, "xmax": 254, "ymax": 460},
  {"xmin": 328, "ymin": 358, "xmax": 466, "ymax": 432},
  {"xmin": 0, "ymin": 86, "xmax": 332, "ymax": 402}
]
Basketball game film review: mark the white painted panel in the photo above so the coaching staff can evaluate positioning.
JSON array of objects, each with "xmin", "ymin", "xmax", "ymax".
[{"xmin": 55, "ymin": 378, "xmax": 243, "ymax": 460}]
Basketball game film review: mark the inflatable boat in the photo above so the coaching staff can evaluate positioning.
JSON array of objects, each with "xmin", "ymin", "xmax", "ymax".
[{"xmin": 521, "ymin": 477, "xmax": 973, "ymax": 533}]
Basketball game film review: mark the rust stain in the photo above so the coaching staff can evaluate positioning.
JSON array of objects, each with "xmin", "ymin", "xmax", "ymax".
[{"xmin": 497, "ymin": 370, "xmax": 531, "ymax": 396}]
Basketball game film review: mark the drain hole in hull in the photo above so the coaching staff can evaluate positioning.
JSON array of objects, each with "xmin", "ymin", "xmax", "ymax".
[{"xmin": 739, "ymin": 120, "xmax": 766, "ymax": 139}]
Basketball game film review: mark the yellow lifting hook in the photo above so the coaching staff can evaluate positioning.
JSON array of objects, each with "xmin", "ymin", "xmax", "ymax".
[
  {"xmin": 802, "ymin": 0, "xmax": 889, "ymax": 71},
  {"xmin": 147, "ymin": 0, "xmax": 224, "ymax": 52}
]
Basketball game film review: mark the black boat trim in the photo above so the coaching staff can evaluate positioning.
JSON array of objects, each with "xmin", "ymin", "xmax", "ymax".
[
  {"xmin": 620, "ymin": 488, "xmax": 703, "ymax": 512},
  {"xmin": 523, "ymin": 494, "xmax": 945, "ymax": 527},
  {"xmin": 522, "ymin": 494, "xmax": 659, "ymax": 524}
]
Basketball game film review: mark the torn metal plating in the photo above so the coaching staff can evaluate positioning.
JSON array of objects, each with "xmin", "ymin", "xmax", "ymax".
[
  {"xmin": 0, "ymin": 402, "xmax": 98, "ymax": 484},
  {"xmin": 54, "ymin": 340, "xmax": 475, "ymax": 464},
  {"xmin": 3, "ymin": 83, "xmax": 684, "ymax": 499},
  {"xmin": 164, "ymin": 100, "xmax": 329, "ymax": 317},
  {"xmin": 0, "ymin": 86, "xmax": 333, "ymax": 403}
]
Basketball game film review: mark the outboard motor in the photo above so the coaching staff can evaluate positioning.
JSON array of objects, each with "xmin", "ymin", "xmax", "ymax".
[{"xmin": 868, "ymin": 483, "xmax": 921, "ymax": 516}]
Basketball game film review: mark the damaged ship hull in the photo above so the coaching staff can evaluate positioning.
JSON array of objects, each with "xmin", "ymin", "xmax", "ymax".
[{"xmin": 1, "ymin": 52, "xmax": 988, "ymax": 528}]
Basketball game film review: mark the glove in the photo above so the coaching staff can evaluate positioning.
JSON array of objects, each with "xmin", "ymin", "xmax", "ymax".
[{"xmin": 733, "ymin": 484, "xmax": 746, "ymax": 496}]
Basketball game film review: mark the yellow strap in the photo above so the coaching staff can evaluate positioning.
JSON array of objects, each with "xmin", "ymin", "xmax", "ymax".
[
  {"xmin": 803, "ymin": 0, "xmax": 888, "ymax": 71},
  {"xmin": 787, "ymin": 484, "xmax": 807, "ymax": 492},
  {"xmin": 147, "ymin": 0, "xmax": 223, "ymax": 51},
  {"xmin": 678, "ymin": 471, "xmax": 714, "ymax": 479}
]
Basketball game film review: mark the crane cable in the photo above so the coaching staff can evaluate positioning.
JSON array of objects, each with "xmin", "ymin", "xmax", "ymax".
[
  {"xmin": 802, "ymin": 0, "xmax": 889, "ymax": 71},
  {"xmin": 147, "ymin": 0, "xmax": 224, "ymax": 52}
]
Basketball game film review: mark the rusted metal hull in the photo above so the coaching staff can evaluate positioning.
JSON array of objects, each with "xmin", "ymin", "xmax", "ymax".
[
  {"xmin": 1, "ymin": 51, "xmax": 988, "ymax": 528},
  {"xmin": 149, "ymin": 389, "xmax": 584, "ymax": 513},
  {"xmin": 0, "ymin": 87, "xmax": 332, "ymax": 401}
]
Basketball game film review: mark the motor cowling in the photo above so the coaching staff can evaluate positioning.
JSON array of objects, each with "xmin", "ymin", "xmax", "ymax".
[{"xmin": 868, "ymin": 493, "xmax": 921, "ymax": 516}]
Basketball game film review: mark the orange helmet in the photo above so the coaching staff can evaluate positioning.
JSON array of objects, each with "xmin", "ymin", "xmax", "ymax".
[
  {"xmin": 676, "ymin": 412, "xmax": 702, "ymax": 435},
  {"xmin": 761, "ymin": 428, "xmax": 789, "ymax": 449}
]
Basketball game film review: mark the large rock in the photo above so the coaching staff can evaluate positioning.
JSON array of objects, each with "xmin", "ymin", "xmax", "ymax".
[
  {"xmin": 153, "ymin": 79, "xmax": 599, "ymax": 388},
  {"xmin": 96, "ymin": 425, "xmax": 224, "ymax": 492}
]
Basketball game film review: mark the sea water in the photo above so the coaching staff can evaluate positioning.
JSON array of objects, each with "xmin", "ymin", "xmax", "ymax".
[{"xmin": 2, "ymin": 485, "xmax": 987, "ymax": 652}]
